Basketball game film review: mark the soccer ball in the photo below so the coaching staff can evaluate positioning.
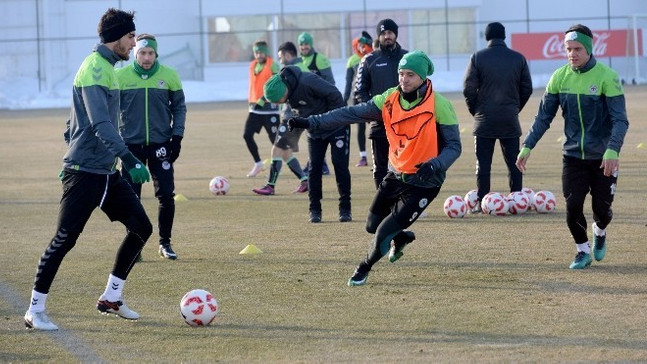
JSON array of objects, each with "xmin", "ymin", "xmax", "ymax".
[
  {"xmin": 209, "ymin": 176, "xmax": 230, "ymax": 196},
  {"xmin": 507, "ymin": 191, "xmax": 530, "ymax": 215},
  {"xmin": 534, "ymin": 190, "xmax": 557, "ymax": 213},
  {"xmin": 464, "ymin": 189, "xmax": 479, "ymax": 210},
  {"xmin": 481, "ymin": 192, "xmax": 509, "ymax": 216},
  {"xmin": 180, "ymin": 289, "xmax": 219, "ymax": 327},
  {"xmin": 443, "ymin": 195, "xmax": 467, "ymax": 218},
  {"xmin": 521, "ymin": 187, "xmax": 535, "ymax": 210}
]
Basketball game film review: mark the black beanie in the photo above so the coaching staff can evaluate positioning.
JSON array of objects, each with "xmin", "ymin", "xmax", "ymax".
[
  {"xmin": 485, "ymin": 22, "xmax": 505, "ymax": 41},
  {"xmin": 376, "ymin": 18, "xmax": 398, "ymax": 37}
]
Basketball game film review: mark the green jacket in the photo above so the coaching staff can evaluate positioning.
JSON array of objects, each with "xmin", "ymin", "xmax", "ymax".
[
  {"xmin": 116, "ymin": 63, "xmax": 186, "ymax": 145},
  {"xmin": 63, "ymin": 44, "xmax": 129, "ymax": 174},
  {"xmin": 523, "ymin": 56, "xmax": 628, "ymax": 159}
]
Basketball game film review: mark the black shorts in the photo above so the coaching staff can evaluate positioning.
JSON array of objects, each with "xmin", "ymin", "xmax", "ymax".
[
  {"xmin": 369, "ymin": 172, "xmax": 441, "ymax": 228},
  {"xmin": 274, "ymin": 122, "xmax": 304, "ymax": 152}
]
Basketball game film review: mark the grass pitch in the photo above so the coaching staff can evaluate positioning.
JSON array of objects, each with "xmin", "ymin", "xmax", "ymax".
[{"xmin": 1, "ymin": 87, "xmax": 647, "ymax": 362}]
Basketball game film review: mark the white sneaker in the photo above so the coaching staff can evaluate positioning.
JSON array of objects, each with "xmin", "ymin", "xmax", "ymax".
[
  {"xmin": 24, "ymin": 310, "xmax": 58, "ymax": 331},
  {"xmin": 97, "ymin": 298, "xmax": 140, "ymax": 320},
  {"xmin": 246, "ymin": 163, "xmax": 264, "ymax": 177}
]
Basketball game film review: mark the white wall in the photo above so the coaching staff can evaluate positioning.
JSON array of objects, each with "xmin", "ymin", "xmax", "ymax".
[{"xmin": 2, "ymin": 0, "xmax": 647, "ymax": 102}]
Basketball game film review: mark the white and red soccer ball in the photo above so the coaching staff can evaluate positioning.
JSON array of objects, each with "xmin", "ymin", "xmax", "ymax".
[
  {"xmin": 464, "ymin": 189, "xmax": 479, "ymax": 211},
  {"xmin": 443, "ymin": 195, "xmax": 467, "ymax": 218},
  {"xmin": 180, "ymin": 289, "xmax": 219, "ymax": 327},
  {"xmin": 521, "ymin": 187, "xmax": 535, "ymax": 210},
  {"xmin": 209, "ymin": 176, "xmax": 230, "ymax": 196},
  {"xmin": 481, "ymin": 192, "xmax": 509, "ymax": 216},
  {"xmin": 507, "ymin": 191, "xmax": 531, "ymax": 215},
  {"xmin": 533, "ymin": 190, "xmax": 557, "ymax": 213}
]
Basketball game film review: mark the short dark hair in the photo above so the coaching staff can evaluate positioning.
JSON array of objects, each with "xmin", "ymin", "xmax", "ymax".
[
  {"xmin": 278, "ymin": 41, "xmax": 298, "ymax": 57},
  {"xmin": 565, "ymin": 24, "xmax": 593, "ymax": 38},
  {"xmin": 97, "ymin": 8, "xmax": 135, "ymax": 43}
]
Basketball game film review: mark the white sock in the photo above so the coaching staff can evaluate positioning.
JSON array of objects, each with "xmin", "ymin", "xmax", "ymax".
[
  {"xmin": 593, "ymin": 223, "xmax": 606, "ymax": 236},
  {"xmin": 576, "ymin": 242, "xmax": 591, "ymax": 254},
  {"xmin": 28, "ymin": 290, "xmax": 47, "ymax": 313},
  {"xmin": 360, "ymin": 151, "xmax": 367, "ymax": 157},
  {"xmin": 255, "ymin": 161, "xmax": 263, "ymax": 167},
  {"xmin": 101, "ymin": 274, "xmax": 125, "ymax": 302}
]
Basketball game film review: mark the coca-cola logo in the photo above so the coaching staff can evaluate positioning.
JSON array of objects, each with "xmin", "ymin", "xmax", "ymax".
[{"xmin": 542, "ymin": 32, "xmax": 611, "ymax": 58}]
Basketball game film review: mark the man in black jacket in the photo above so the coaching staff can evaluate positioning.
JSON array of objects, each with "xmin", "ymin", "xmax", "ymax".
[
  {"xmin": 263, "ymin": 66, "xmax": 351, "ymax": 223},
  {"xmin": 463, "ymin": 22, "xmax": 533, "ymax": 212},
  {"xmin": 355, "ymin": 19, "xmax": 408, "ymax": 189}
]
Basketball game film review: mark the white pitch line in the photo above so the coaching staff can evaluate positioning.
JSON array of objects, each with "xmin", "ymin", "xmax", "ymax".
[{"xmin": 0, "ymin": 280, "xmax": 106, "ymax": 363}]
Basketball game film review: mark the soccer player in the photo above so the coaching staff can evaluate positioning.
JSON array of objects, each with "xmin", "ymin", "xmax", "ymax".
[
  {"xmin": 343, "ymin": 31, "xmax": 373, "ymax": 167},
  {"xmin": 244, "ymin": 40, "xmax": 280, "ymax": 177},
  {"xmin": 263, "ymin": 65, "xmax": 352, "ymax": 223},
  {"xmin": 516, "ymin": 24, "xmax": 629, "ymax": 269},
  {"xmin": 287, "ymin": 51, "xmax": 462, "ymax": 285},
  {"xmin": 116, "ymin": 33, "xmax": 187, "ymax": 260},
  {"xmin": 24, "ymin": 8, "xmax": 152, "ymax": 331},
  {"xmin": 252, "ymin": 41, "xmax": 309, "ymax": 195}
]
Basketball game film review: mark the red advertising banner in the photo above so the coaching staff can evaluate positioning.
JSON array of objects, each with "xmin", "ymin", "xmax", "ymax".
[{"xmin": 511, "ymin": 29, "xmax": 642, "ymax": 60}]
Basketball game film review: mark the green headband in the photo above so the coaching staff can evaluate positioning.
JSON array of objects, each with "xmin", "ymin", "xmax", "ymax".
[
  {"xmin": 565, "ymin": 31, "xmax": 593, "ymax": 55},
  {"xmin": 253, "ymin": 44, "xmax": 269, "ymax": 55},
  {"xmin": 135, "ymin": 38, "xmax": 158, "ymax": 57}
]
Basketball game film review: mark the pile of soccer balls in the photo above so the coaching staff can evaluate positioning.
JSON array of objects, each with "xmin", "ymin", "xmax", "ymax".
[{"xmin": 443, "ymin": 188, "xmax": 556, "ymax": 218}]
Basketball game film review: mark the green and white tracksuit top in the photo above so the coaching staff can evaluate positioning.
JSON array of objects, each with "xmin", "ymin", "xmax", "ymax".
[
  {"xmin": 63, "ymin": 44, "xmax": 131, "ymax": 174},
  {"xmin": 522, "ymin": 56, "xmax": 628, "ymax": 160},
  {"xmin": 116, "ymin": 62, "xmax": 186, "ymax": 145}
]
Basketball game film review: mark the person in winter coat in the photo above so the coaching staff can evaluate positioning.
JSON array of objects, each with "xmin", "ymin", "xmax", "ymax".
[
  {"xmin": 355, "ymin": 19, "xmax": 408, "ymax": 189},
  {"xmin": 262, "ymin": 66, "xmax": 352, "ymax": 223},
  {"xmin": 463, "ymin": 22, "xmax": 533, "ymax": 212}
]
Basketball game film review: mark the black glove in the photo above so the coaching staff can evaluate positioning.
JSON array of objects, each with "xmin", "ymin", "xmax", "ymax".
[
  {"xmin": 169, "ymin": 136, "xmax": 182, "ymax": 163},
  {"xmin": 414, "ymin": 160, "xmax": 435, "ymax": 182},
  {"xmin": 286, "ymin": 117, "xmax": 310, "ymax": 132}
]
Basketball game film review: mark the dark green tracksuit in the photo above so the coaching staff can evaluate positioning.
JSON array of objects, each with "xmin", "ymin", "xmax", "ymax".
[
  {"xmin": 33, "ymin": 44, "xmax": 152, "ymax": 295},
  {"xmin": 116, "ymin": 61, "xmax": 186, "ymax": 246},
  {"xmin": 522, "ymin": 56, "xmax": 629, "ymax": 244}
]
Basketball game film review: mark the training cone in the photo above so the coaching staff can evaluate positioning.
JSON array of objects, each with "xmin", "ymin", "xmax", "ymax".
[
  {"xmin": 239, "ymin": 244, "xmax": 263, "ymax": 255},
  {"xmin": 459, "ymin": 127, "xmax": 466, "ymax": 134},
  {"xmin": 637, "ymin": 143, "xmax": 646, "ymax": 149},
  {"xmin": 174, "ymin": 194, "xmax": 188, "ymax": 201},
  {"xmin": 557, "ymin": 136, "xmax": 564, "ymax": 142}
]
